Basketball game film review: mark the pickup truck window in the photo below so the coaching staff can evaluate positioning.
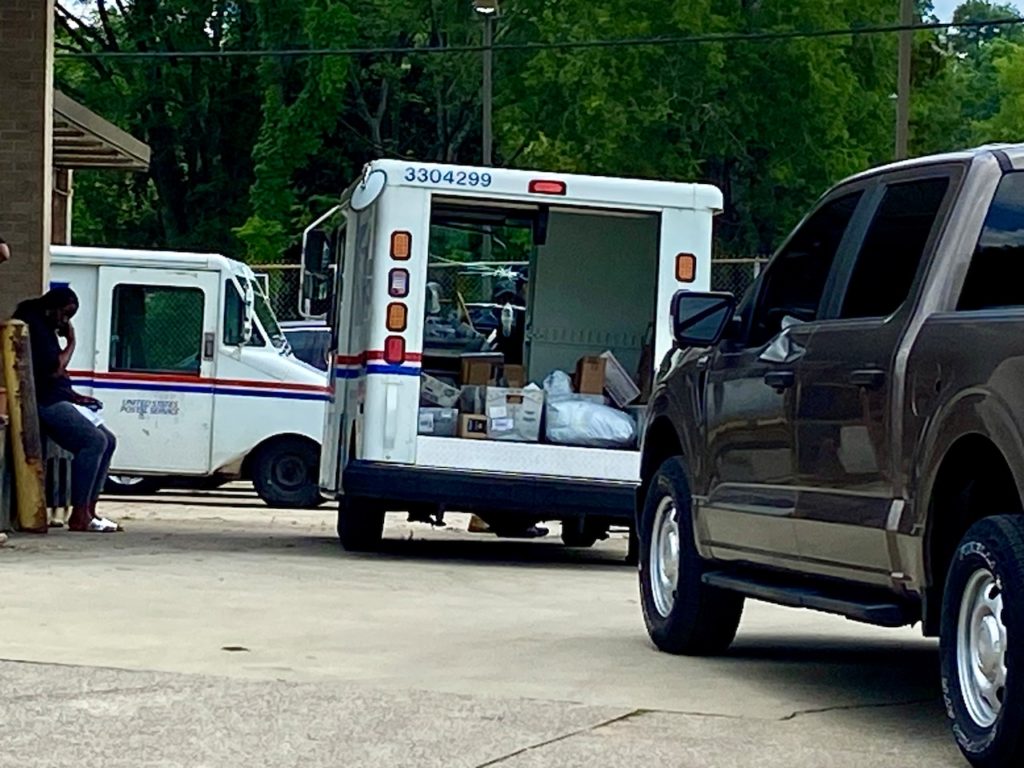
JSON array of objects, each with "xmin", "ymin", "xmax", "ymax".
[
  {"xmin": 747, "ymin": 191, "xmax": 862, "ymax": 347},
  {"xmin": 839, "ymin": 176, "xmax": 949, "ymax": 319},
  {"xmin": 958, "ymin": 171, "xmax": 1024, "ymax": 311}
]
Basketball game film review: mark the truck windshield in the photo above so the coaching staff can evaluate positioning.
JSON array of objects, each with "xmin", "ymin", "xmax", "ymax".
[{"xmin": 252, "ymin": 281, "xmax": 289, "ymax": 351}]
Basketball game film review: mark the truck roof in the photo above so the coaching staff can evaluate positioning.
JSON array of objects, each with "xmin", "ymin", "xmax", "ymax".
[
  {"xmin": 50, "ymin": 245, "xmax": 255, "ymax": 279},
  {"xmin": 842, "ymin": 143, "xmax": 1024, "ymax": 184},
  {"xmin": 365, "ymin": 159, "xmax": 724, "ymax": 213}
]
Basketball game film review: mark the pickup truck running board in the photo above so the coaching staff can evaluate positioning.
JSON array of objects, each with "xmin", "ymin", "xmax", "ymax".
[{"xmin": 701, "ymin": 571, "xmax": 915, "ymax": 628}]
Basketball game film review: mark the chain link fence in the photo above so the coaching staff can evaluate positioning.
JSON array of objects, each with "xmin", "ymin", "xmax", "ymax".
[
  {"xmin": 258, "ymin": 257, "xmax": 770, "ymax": 325},
  {"xmin": 710, "ymin": 257, "xmax": 768, "ymax": 298},
  {"xmin": 255, "ymin": 264, "xmax": 302, "ymax": 322}
]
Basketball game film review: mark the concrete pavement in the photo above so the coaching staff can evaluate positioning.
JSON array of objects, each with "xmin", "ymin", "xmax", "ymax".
[{"xmin": 0, "ymin": 487, "xmax": 966, "ymax": 766}]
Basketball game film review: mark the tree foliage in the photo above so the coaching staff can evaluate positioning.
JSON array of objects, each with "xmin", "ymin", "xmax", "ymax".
[{"xmin": 54, "ymin": 0, "xmax": 1024, "ymax": 263}]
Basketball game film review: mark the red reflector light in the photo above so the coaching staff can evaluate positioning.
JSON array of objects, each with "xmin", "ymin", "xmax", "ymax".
[
  {"xmin": 529, "ymin": 179, "xmax": 567, "ymax": 196},
  {"xmin": 384, "ymin": 335, "xmax": 406, "ymax": 364},
  {"xmin": 676, "ymin": 253, "xmax": 697, "ymax": 283},
  {"xmin": 389, "ymin": 268, "xmax": 410, "ymax": 297}
]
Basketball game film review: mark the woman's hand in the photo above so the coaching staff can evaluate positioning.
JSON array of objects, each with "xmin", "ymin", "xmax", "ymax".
[{"xmin": 72, "ymin": 393, "xmax": 102, "ymax": 411}]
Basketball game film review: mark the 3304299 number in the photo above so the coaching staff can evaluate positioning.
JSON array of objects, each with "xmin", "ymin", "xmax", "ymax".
[{"xmin": 404, "ymin": 166, "xmax": 492, "ymax": 188}]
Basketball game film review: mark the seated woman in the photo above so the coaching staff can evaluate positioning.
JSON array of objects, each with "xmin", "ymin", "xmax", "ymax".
[{"xmin": 13, "ymin": 288, "xmax": 121, "ymax": 533}]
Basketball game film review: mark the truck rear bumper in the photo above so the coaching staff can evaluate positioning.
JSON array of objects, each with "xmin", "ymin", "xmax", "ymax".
[{"xmin": 341, "ymin": 460, "xmax": 637, "ymax": 520}]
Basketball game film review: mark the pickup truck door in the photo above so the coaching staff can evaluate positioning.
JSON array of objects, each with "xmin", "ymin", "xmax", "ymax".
[
  {"xmin": 790, "ymin": 167, "xmax": 961, "ymax": 582},
  {"xmin": 699, "ymin": 190, "xmax": 867, "ymax": 567}
]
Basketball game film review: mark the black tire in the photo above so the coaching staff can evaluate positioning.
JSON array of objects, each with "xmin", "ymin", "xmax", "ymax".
[
  {"xmin": 251, "ymin": 438, "xmax": 323, "ymax": 509},
  {"xmin": 337, "ymin": 496, "xmax": 386, "ymax": 552},
  {"xmin": 639, "ymin": 457, "xmax": 744, "ymax": 655},
  {"xmin": 940, "ymin": 515, "xmax": 1024, "ymax": 768},
  {"xmin": 104, "ymin": 475, "xmax": 162, "ymax": 495},
  {"xmin": 561, "ymin": 518, "xmax": 606, "ymax": 548}
]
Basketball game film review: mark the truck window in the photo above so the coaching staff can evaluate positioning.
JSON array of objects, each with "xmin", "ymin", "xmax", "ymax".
[
  {"xmin": 839, "ymin": 176, "xmax": 949, "ymax": 319},
  {"xmin": 223, "ymin": 280, "xmax": 265, "ymax": 347},
  {"xmin": 958, "ymin": 172, "xmax": 1024, "ymax": 311},
  {"xmin": 424, "ymin": 204, "xmax": 535, "ymax": 365},
  {"xmin": 747, "ymin": 191, "xmax": 862, "ymax": 347},
  {"xmin": 110, "ymin": 284, "xmax": 204, "ymax": 375}
]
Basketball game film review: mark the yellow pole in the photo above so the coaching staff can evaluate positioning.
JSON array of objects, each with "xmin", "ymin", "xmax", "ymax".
[{"xmin": 0, "ymin": 321, "xmax": 47, "ymax": 533}]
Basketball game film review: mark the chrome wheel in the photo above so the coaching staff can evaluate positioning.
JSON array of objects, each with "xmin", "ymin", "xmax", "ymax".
[
  {"xmin": 650, "ymin": 496, "xmax": 680, "ymax": 618},
  {"xmin": 957, "ymin": 568, "xmax": 1008, "ymax": 728},
  {"xmin": 109, "ymin": 475, "xmax": 145, "ymax": 487}
]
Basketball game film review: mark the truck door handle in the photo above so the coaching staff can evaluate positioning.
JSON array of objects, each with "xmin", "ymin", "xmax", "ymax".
[
  {"xmin": 850, "ymin": 369, "xmax": 886, "ymax": 390},
  {"xmin": 763, "ymin": 370, "xmax": 795, "ymax": 391}
]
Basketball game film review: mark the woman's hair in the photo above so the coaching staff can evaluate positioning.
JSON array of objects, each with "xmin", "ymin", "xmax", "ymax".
[{"xmin": 40, "ymin": 286, "xmax": 79, "ymax": 311}]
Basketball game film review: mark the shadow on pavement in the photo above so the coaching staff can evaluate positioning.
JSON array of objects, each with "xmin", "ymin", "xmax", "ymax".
[{"xmin": 711, "ymin": 632, "xmax": 954, "ymax": 751}]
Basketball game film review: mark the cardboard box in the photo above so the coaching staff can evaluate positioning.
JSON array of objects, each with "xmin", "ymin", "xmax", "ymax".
[
  {"xmin": 460, "ymin": 353, "xmax": 503, "ymax": 386},
  {"xmin": 486, "ymin": 386, "xmax": 545, "ymax": 442},
  {"xmin": 459, "ymin": 384, "xmax": 487, "ymax": 416},
  {"xmin": 601, "ymin": 351, "xmax": 641, "ymax": 407},
  {"xmin": 420, "ymin": 374, "xmax": 460, "ymax": 408},
  {"xmin": 418, "ymin": 407, "xmax": 459, "ymax": 437},
  {"xmin": 500, "ymin": 364, "xmax": 526, "ymax": 388},
  {"xmin": 458, "ymin": 413, "xmax": 489, "ymax": 440},
  {"xmin": 574, "ymin": 356, "xmax": 607, "ymax": 395}
]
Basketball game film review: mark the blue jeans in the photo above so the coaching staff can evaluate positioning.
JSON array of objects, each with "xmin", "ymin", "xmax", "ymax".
[{"xmin": 38, "ymin": 402, "xmax": 117, "ymax": 507}]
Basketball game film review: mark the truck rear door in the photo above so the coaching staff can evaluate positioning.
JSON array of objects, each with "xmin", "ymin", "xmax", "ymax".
[{"xmin": 94, "ymin": 266, "xmax": 219, "ymax": 475}]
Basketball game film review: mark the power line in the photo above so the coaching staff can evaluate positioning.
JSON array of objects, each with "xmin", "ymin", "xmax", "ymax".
[{"xmin": 55, "ymin": 17, "xmax": 1024, "ymax": 61}]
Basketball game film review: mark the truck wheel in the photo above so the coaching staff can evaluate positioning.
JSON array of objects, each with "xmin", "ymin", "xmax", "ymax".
[
  {"xmin": 639, "ymin": 457, "xmax": 743, "ymax": 656},
  {"xmin": 337, "ymin": 497, "xmax": 385, "ymax": 552},
  {"xmin": 561, "ymin": 518, "xmax": 606, "ymax": 548},
  {"xmin": 104, "ymin": 475, "xmax": 162, "ymax": 495},
  {"xmin": 941, "ymin": 515, "xmax": 1024, "ymax": 768},
  {"xmin": 251, "ymin": 438, "xmax": 323, "ymax": 509}
]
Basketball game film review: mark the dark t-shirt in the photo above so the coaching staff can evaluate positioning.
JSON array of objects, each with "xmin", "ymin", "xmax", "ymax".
[{"xmin": 11, "ymin": 299, "xmax": 75, "ymax": 407}]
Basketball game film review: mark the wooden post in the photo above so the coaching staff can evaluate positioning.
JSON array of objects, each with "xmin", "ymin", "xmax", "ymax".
[{"xmin": 0, "ymin": 321, "xmax": 48, "ymax": 533}]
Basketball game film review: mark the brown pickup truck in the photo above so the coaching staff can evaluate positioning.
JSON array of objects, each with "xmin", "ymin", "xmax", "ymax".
[{"xmin": 637, "ymin": 145, "xmax": 1024, "ymax": 767}]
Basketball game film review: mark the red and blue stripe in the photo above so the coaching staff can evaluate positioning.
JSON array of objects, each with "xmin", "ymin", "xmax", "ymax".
[{"xmin": 69, "ymin": 371, "xmax": 332, "ymax": 402}]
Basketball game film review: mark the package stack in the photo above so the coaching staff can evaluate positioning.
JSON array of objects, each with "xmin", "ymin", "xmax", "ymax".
[{"xmin": 418, "ymin": 349, "xmax": 648, "ymax": 449}]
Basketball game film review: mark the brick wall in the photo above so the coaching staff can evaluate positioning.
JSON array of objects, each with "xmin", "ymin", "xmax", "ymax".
[{"xmin": 0, "ymin": 0, "xmax": 54, "ymax": 318}]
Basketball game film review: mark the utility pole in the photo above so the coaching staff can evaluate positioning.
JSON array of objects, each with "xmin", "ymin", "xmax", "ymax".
[
  {"xmin": 482, "ymin": 14, "xmax": 494, "ymax": 167},
  {"xmin": 896, "ymin": 0, "xmax": 913, "ymax": 160}
]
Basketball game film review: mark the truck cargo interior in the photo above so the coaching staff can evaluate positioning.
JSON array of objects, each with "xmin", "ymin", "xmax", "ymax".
[{"xmin": 417, "ymin": 197, "xmax": 657, "ymax": 479}]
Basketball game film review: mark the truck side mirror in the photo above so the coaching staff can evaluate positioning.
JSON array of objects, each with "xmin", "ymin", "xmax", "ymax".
[
  {"xmin": 303, "ymin": 229, "xmax": 330, "ymax": 274},
  {"xmin": 242, "ymin": 280, "xmax": 255, "ymax": 344},
  {"xmin": 672, "ymin": 291, "xmax": 736, "ymax": 348}
]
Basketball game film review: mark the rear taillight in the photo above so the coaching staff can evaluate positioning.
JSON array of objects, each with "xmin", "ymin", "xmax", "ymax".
[
  {"xmin": 384, "ymin": 335, "xmax": 406, "ymax": 364},
  {"xmin": 391, "ymin": 231, "xmax": 411, "ymax": 260},
  {"xmin": 676, "ymin": 253, "xmax": 696, "ymax": 283},
  {"xmin": 386, "ymin": 303, "xmax": 408, "ymax": 332}
]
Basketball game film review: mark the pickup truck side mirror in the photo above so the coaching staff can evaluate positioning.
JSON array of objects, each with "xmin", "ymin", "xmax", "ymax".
[{"xmin": 672, "ymin": 291, "xmax": 737, "ymax": 348}]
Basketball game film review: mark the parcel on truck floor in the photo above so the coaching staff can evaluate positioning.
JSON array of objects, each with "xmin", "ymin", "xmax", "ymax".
[{"xmin": 301, "ymin": 160, "xmax": 721, "ymax": 552}]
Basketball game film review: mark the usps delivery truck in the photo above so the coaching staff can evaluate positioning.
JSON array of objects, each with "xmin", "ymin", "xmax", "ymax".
[
  {"xmin": 51, "ymin": 246, "xmax": 330, "ymax": 508},
  {"xmin": 302, "ymin": 161, "xmax": 721, "ymax": 551}
]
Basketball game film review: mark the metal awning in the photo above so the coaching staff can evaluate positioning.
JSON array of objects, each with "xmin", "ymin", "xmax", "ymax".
[{"xmin": 52, "ymin": 90, "xmax": 150, "ymax": 171}]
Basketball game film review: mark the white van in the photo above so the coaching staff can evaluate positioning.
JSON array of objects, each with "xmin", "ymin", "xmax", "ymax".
[
  {"xmin": 51, "ymin": 246, "xmax": 329, "ymax": 507},
  {"xmin": 303, "ymin": 161, "xmax": 721, "ymax": 551}
]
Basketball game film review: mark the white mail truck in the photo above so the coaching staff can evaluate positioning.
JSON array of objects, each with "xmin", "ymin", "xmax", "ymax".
[
  {"xmin": 301, "ymin": 161, "xmax": 721, "ymax": 551},
  {"xmin": 51, "ymin": 246, "xmax": 329, "ymax": 507}
]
